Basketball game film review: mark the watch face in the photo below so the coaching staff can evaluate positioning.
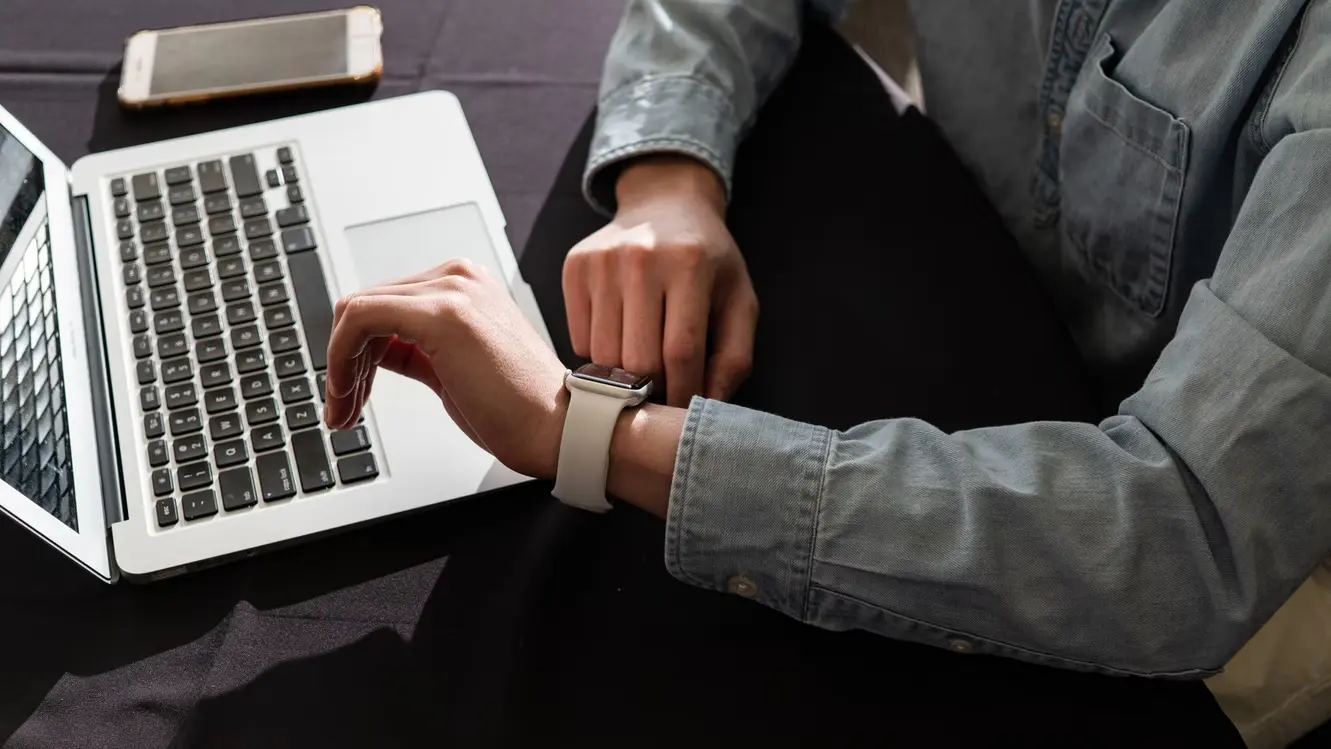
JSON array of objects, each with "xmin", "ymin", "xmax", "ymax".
[{"xmin": 573, "ymin": 363, "xmax": 651, "ymax": 389}]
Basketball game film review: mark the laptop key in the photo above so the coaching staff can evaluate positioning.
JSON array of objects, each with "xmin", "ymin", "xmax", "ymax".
[
  {"xmin": 164, "ymin": 165, "xmax": 192, "ymax": 185},
  {"xmin": 281, "ymin": 226, "xmax": 316, "ymax": 254},
  {"xmin": 275, "ymin": 205, "xmax": 308, "ymax": 228},
  {"xmin": 144, "ymin": 412, "xmax": 164, "ymax": 439},
  {"xmin": 217, "ymin": 256, "xmax": 246, "ymax": 279},
  {"xmin": 169, "ymin": 409, "xmax": 202, "ymax": 437},
  {"xmin": 131, "ymin": 172, "xmax": 160, "ymax": 202},
  {"xmin": 230, "ymin": 324, "xmax": 261, "ymax": 350},
  {"xmin": 127, "ymin": 286, "xmax": 145, "ymax": 309},
  {"xmin": 179, "ymin": 247, "xmax": 209, "ymax": 270},
  {"xmin": 274, "ymin": 352, "xmax": 305, "ymax": 379},
  {"xmin": 292, "ymin": 429, "xmax": 334, "ymax": 492},
  {"xmin": 111, "ymin": 177, "xmax": 128, "ymax": 197},
  {"xmin": 133, "ymin": 334, "xmax": 153, "ymax": 359},
  {"xmin": 240, "ymin": 372, "xmax": 273, "ymax": 400},
  {"xmin": 214, "ymin": 439, "xmax": 249, "ymax": 469},
  {"xmin": 192, "ymin": 314, "xmax": 222, "ymax": 339},
  {"xmin": 168, "ymin": 184, "xmax": 196, "ymax": 206},
  {"xmin": 228, "ymin": 154, "xmax": 262, "ymax": 198},
  {"xmin": 171, "ymin": 205, "xmax": 201, "ymax": 226},
  {"xmin": 128, "ymin": 309, "xmax": 148, "ymax": 334},
  {"xmin": 196, "ymin": 338, "xmax": 227, "ymax": 363},
  {"xmin": 205, "ymin": 386, "xmax": 238, "ymax": 414},
  {"xmin": 281, "ymin": 165, "xmax": 299, "ymax": 184},
  {"xmin": 146, "ymin": 266, "xmax": 175, "ymax": 289},
  {"xmin": 151, "ymin": 467, "xmax": 173, "ymax": 495},
  {"xmin": 288, "ymin": 252, "xmax": 332, "ymax": 370},
  {"xmin": 239, "ymin": 195, "xmax": 267, "ymax": 219},
  {"xmin": 219, "ymin": 466, "xmax": 258, "ymax": 511},
  {"xmin": 144, "ymin": 243, "xmax": 172, "ymax": 266},
  {"xmin": 136, "ymin": 359, "xmax": 155, "ymax": 385},
  {"xmin": 176, "ymin": 226, "xmax": 205, "ymax": 248},
  {"xmin": 270, "ymin": 330, "xmax": 300, "ymax": 354},
  {"xmin": 181, "ymin": 489, "xmax": 218, "ymax": 521},
  {"xmin": 161, "ymin": 357, "xmax": 193, "ymax": 384},
  {"xmin": 316, "ymin": 372, "xmax": 326, "ymax": 401},
  {"xmin": 122, "ymin": 264, "xmax": 142, "ymax": 286},
  {"xmin": 226, "ymin": 301, "xmax": 257, "ymax": 326},
  {"xmin": 236, "ymin": 349, "xmax": 267, "ymax": 374},
  {"xmin": 140, "ymin": 385, "xmax": 161, "ymax": 411},
  {"xmin": 221, "ymin": 278, "xmax": 251, "ymax": 302},
  {"xmin": 258, "ymin": 282, "xmax": 288, "ymax": 306},
  {"xmin": 248, "ymin": 239, "xmax": 278, "ymax": 261},
  {"xmin": 153, "ymin": 310, "xmax": 184, "ymax": 334},
  {"xmin": 118, "ymin": 241, "xmax": 138, "ymax": 264},
  {"xmin": 155, "ymin": 498, "xmax": 178, "ymax": 528},
  {"xmin": 277, "ymin": 147, "xmax": 293, "ymax": 164},
  {"xmin": 264, "ymin": 305, "xmax": 294, "ymax": 329},
  {"xmin": 337, "ymin": 453, "xmax": 378, "ymax": 485},
  {"xmin": 204, "ymin": 193, "xmax": 232, "ymax": 215},
  {"xmin": 117, "ymin": 219, "xmax": 136, "ymax": 240},
  {"xmin": 182, "ymin": 268, "xmax": 212, "ymax": 293},
  {"xmin": 208, "ymin": 215, "xmax": 236, "ymax": 236},
  {"xmin": 286, "ymin": 184, "xmax": 303, "ymax": 204},
  {"xmin": 253, "ymin": 260, "xmax": 284, "ymax": 284},
  {"xmin": 165, "ymin": 383, "xmax": 197, "ymax": 410},
  {"xmin": 251, "ymin": 424, "xmax": 285, "ymax": 452},
  {"xmin": 330, "ymin": 426, "xmax": 371, "ymax": 456},
  {"xmin": 140, "ymin": 222, "xmax": 168, "ymax": 244},
  {"xmin": 280, "ymin": 376, "xmax": 312, "ymax": 404},
  {"xmin": 286, "ymin": 402, "xmax": 318, "ymax": 430},
  {"xmin": 113, "ymin": 198, "xmax": 131, "ymax": 218},
  {"xmin": 197, "ymin": 160, "xmax": 228, "ymax": 194},
  {"xmin": 213, "ymin": 235, "xmax": 242, "ymax": 258},
  {"xmin": 246, "ymin": 397, "xmax": 278, "ymax": 425},
  {"xmin": 150, "ymin": 286, "xmax": 180, "ymax": 310},
  {"xmin": 187, "ymin": 291, "xmax": 218, "ymax": 316},
  {"xmin": 173, "ymin": 436, "xmax": 207, "ymax": 464},
  {"xmin": 136, "ymin": 201, "xmax": 164, "ymax": 223},
  {"xmin": 157, "ymin": 333, "xmax": 187, "ymax": 359},
  {"xmin": 265, "ymin": 169, "xmax": 282, "ymax": 188},
  {"xmin": 199, "ymin": 361, "xmax": 232, "ymax": 389},
  {"xmin": 148, "ymin": 440, "xmax": 169, "ymax": 467},
  {"xmin": 256, "ymin": 451, "xmax": 297, "ymax": 502},
  {"xmin": 210, "ymin": 413, "xmax": 243, "ymax": 440}
]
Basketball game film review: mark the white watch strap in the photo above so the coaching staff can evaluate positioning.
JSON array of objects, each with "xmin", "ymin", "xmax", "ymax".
[{"xmin": 552, "ymin": 387, "xmax": 632, "ymax": 512}]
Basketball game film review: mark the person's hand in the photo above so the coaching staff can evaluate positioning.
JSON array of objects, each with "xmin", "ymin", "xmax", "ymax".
[
  {"xmin": 563, "ymin": 156, "xmax": 758, "ymax": 406},
  {"xmin": 323, "ymin": 259, "xmax": 569, "ymax": 479}
]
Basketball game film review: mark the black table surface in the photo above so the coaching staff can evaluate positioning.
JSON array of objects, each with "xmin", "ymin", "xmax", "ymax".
[{"xmin": 0, "ymin": 2, "xmax": 1249, "ymax": 747}]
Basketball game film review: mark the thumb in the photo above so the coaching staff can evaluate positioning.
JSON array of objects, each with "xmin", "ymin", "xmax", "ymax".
[{"xmin": 704, "ymin": 284, "xmax": 757, "ymax": 401}]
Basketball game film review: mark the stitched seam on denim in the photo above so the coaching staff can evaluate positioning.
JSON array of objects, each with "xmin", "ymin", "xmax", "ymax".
[
  {"xmin": 1081, "ymin": 96, "xmax": 1185, "ymax": 172},
  {"xmin": 1252, "ymin": 4, "xmax": 1314, "ymax": 155},
  {"xmin": 807, "ymin": 584, "xmax": 1219, "ymax": 678},
  {"xmin": 597, "ymin": 73, "xmax": 739, "ymax": 118},
  {"xmin": 800, "ymin": 424, "xmax": 833, "ymax": 622},
  {"xmin": 587, "ymin": 137, "xmax": 730, "ymax": 178},
  {"xmin": 670, "ymin": 399, "xmax": 702, "ymax": 588}
]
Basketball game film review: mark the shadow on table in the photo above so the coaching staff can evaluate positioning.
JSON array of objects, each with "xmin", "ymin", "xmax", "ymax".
[{"xmin": 85, "ymin": 66, "xmax": 378, "ymax": 155}]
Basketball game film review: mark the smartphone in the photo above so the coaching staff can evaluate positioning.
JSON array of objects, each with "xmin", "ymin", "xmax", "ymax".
[{"xmin": 118, "ymin": 7, "xmax": 383, "ymax": 109}]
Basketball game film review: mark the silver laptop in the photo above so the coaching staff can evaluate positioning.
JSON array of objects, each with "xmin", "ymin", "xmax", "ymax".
[{"xmin": 0, "ymin": 91, "xmax": 550, "ymax": 582}]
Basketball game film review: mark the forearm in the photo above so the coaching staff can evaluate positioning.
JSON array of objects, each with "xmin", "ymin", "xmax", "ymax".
[{"xmin": 606, "ymin": 403, "xmax": 685, "ymax": 518}]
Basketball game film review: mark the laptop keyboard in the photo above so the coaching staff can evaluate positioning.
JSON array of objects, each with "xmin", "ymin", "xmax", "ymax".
[{"xmin": 112, "ymin": 146, "xmax": 379, "ymax": 530}]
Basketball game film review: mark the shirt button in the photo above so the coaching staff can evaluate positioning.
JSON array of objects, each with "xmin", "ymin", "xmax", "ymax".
[
  {"xmin": 1047, "ymin": 112, "xmax": 1063, "ymax": 134},
  {"xmin": 727, "ymin": 575, "xmax": 758, "ymax": 598},
  {"xmin": 948, "ymin": 637, "xmax": 974, "ymax": 654}
]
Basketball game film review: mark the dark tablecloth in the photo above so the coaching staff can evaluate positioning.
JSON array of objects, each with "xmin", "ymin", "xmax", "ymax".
[{"xmin": 0, "ymin": 2, "xmax": 1250, "ymax": 747}]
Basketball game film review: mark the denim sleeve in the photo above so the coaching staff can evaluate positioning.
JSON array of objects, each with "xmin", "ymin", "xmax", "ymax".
[
  {"xmin": 583, "ymin": 1, "xmax": 850, "ymax": 215},
  {"xmin": 666, "ymin": 27, "xmax": 1331, "ymax": 680}
]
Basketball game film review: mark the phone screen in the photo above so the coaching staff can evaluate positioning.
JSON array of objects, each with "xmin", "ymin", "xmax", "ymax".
[{"xmin": 150, "ymin": 14, "xmax": 348, "ymax": 96}]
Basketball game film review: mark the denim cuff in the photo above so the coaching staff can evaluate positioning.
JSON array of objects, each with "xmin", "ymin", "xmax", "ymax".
[
  {"xmin": 665, "ymin": 397, "xmax": 831, "ymax": 621},
  {"xmin": 583, "ymin": 75, "xmax": 739, "ymax": 216}
]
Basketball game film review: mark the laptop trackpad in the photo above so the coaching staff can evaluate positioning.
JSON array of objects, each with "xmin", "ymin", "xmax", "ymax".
[{"xmin": 343, "ymin": 202, "xmax": 504, "ymax": 288}]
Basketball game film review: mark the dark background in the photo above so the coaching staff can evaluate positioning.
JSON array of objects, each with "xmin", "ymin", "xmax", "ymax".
[{"xmin": 0, "ymin": 1, "xmax": 1267, "ymax": 747}]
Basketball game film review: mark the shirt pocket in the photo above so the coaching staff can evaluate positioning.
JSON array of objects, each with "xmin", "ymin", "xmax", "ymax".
[{"xmin": 1058, "ymin": 33, "xmax": 1191, "ymax": 318}]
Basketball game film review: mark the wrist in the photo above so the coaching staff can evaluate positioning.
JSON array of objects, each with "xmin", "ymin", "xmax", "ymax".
[
  {"xmin": 605, "ymin": 403, "xmax": 686, "ymax": 518},
  {"xmin": 615, "ymin": 155, "xmax": 726, "ymax": 218}
]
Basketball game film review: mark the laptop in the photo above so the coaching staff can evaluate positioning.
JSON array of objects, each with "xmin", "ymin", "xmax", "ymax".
[{"xmin": 0, "ymin": 91, "xmax": 550, "ymax": 582}]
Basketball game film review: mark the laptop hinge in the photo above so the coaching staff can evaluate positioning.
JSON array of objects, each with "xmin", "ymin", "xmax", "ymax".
[{"xmin": 70, "ymin": 195, "xmax": 127, "ymax": 530}]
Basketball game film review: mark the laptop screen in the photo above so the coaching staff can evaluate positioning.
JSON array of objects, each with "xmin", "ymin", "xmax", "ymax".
[{"xmin": 0, "ymin": 126, "xmax": 78, "ymax": 531}]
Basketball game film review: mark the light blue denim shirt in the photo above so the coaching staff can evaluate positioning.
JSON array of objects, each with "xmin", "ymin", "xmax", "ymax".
[{"xmin": 585, "ymin": 0, "xmax": 1331, "ymax": 678}]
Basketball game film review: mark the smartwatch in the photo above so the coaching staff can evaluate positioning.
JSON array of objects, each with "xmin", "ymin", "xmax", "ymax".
[{"xmin": 552, "ymin": 363, "xmax": 653, "ymax": 512}]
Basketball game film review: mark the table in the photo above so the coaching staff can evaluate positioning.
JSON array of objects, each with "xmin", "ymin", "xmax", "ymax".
[{"xmin": 0, "ymin": 2, "xmax": 1244, "ymax": 746}]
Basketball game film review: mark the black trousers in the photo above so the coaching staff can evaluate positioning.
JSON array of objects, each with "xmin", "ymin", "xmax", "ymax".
[{"xmin": 0, "ymin": 21, "xmax": 1240, "ymax": 749}]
